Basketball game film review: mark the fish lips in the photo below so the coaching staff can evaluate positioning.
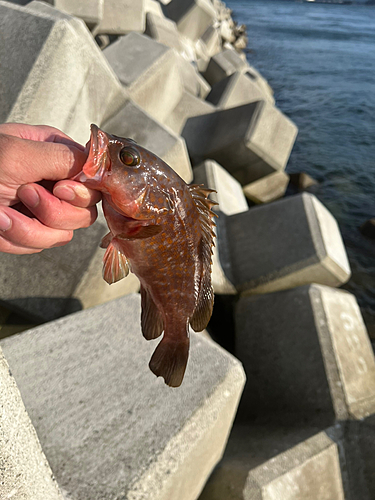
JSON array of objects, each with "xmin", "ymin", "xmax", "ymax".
[{"xmin": 72, "ymin": 124, "xmax": 110, "ymax": 186}]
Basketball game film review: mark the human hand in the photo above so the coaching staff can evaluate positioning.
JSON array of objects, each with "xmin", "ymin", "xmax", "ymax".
[{"xmin": 0, "ymin": 123, "xmax": 101, "ymax": 254}]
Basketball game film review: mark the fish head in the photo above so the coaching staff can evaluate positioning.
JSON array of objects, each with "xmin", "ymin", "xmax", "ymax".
[{"xmin": 75, "ymin": 124, "xmax": 179, "ymax": 220}]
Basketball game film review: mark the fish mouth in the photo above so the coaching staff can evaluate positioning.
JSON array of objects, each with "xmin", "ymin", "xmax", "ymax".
[{"xmin": 72, "ymin": 124, "xmax": 110, "ymax": 186}]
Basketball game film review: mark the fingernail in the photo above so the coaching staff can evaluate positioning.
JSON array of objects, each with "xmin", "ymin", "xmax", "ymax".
[
  {"xmin": 0, "ymin": 212, "xmax": 12, "ymax": 231},
  {"xmin": 54, "ymin": 185, "xmax": 75, "ymax": 201},
  {"xmin": 18, "ymin": 186, "xmax": 40, "ymax": 208}
]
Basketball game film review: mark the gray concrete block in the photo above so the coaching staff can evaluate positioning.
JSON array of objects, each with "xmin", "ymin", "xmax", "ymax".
[
  {"xmin": 206, "ymin": 71, "xmax": 275, "ymax": 110},
  {"xmin": 193, "ymin": 160, "xmax": 248, "ymax": 217},
  {"xmin": 226, "ymin": 192, "xmax": 350, "ymax": 293},
  {"xmin": 199, "ymin": 423, "xmax": 345, "ymax": 500},
  {"xmin": 201, "ymin": 24, "xmax": 222, "ymax": 57},
  {"xmin": 341, "ymin": 416, "xmax": 375, "ymax": 500},
  {"xmin": 243, "ymin": 430, "xmax": 344, "ymax": 500},
  {"xmin": 235, "ymin": 284, "xmax": 375, "ymax": 423},
  {"xmin": 182, "ymin": 101, "xmax": 298, "ymax": 185},
  {"xmin": 164, "ymin": 90, "xmax": 215, "ymax": 134},
  {"xmin": 163, "ymin": 0, "xmax": 217, "ymax": 41},
  {"xmin": 244, "ymin": 66, "xmax": 275, "ymax": 104},
  {"xmin": 145, "ymin": 0, "xmax": 163, "ymax": 16},
  {"xmin": 243, "ymin": 171, "xmax": 289, "ymax": 204},
  {"xmin": 0, "ymin": 1, "xmax": 127, "ymax": 145},
  {"xmin": 203, "ymin": 48, "xmax": 249, "ymax": 86},
  {"xmin": 0, "ymin": 347, "xmax": 65, "ymax": 500},
  {"xmin": 177, "ymin": 56, "xmax": 211, "ymax": 98},
  {"xmin": 43, "ymin": 0, "xmax": 103, "ymax": 29},
  {"xmin": 222, "ymin": 193, "xmax": 351, "ymax": 294},
  {"xmin": 145, "ymin": 11, "xmax": 183, "ymax": 52},
  {"xmin": 103, "ymin": 99, "xmax": 193, "ymax": 182},
  {"xmin": 0, "ymin": 294, "xmax": 246, "ymax": 500},
  {"xmin": 0, "ymin": 219, "xmax": 107, "ymax": 322},
  {"xmin": 104, "ymin": 32, "xmax": 183, "ymax": 123},
  {"xmin": 94, "ymin": 0, "xmax": 145, "ymax": 35}
]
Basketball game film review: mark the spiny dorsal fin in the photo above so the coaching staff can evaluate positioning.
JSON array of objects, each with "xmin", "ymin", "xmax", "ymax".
[
  {"xmin": 188, "ymin": 184, "xmax": 217, "ymax": 332},
  {"xmin": 140, "ymin": 285, "xmax": 164, "ymax": 340}
]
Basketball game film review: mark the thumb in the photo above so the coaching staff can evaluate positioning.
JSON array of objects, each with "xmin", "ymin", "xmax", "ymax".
[{"xmin": 0, "ymin": 133, "xmax": 87, "ymax": 183}]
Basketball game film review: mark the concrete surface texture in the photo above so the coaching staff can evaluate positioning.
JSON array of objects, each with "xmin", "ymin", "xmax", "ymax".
[
  {"xmin": 165, "ymin": 90, "xmax": 215, "ymax": 134},
  {"xmin": 145, "ymin": 11, "xmax": 184, "ymax": 51},
  {"xmin": 235, "ymin": 284, "xmax": 375, "ymax": 424},
  {"xmin": 243, "ymin": 431, "xmax": 345, "ymax": 500},
  {"xmin": 203, "ymin": 48, "xmax": 249, "ymax": 85},
  {"xmin": 94, "ymin": 0, "xmax": 145, "ymax": 35},
  {"xmin": 201, "ymin": 24, "xmax": 222, "ymax": 57},
  {"xmin": 206, "ymin": 72, "xmax": 274, "ymax": 109},
  {"xmin": 0, "ymin": 219, "xmax": 107, "ymax": 322},
  {"xmin": 193, "ymin": 160, "xmax": 248, "ymax": 216},
  {"xmin": 0, "ymin": 347, "xmax": 65, "ymax": 500},
  {"xmin": 163, "ymin": 0, "xmax": 217, "ymax": 41},
  {"xmin": 177, "ymin": 56, "xmax": 211, "ymax": 97},
  {"xmin": 0, "ymin": 294, "xmax": 246, "ymax": 500},
  {"xmin": 243, "ymin": 171, "xmax": 290, "ymax": 204},
  {"xmin": 104, "ymin": 32, "xmax": 183, "ymax": 123},
  {"xmin": 45, "ymin": 0, "xmax": 104, "ymax": 29},
  {"xmin": 221, "ymin": 192, "xmax": 350, "ymax": 294},
  {"xmin": 199, "ymin": 423, "xmax": 345, "ymax": 500},
  {"xmin": 182, "ymin": 101, "xmax": 298, "ymax": 185},
  {"xmin": 0, "ymin": 1, "xmax": 127, "ymax": 145}
]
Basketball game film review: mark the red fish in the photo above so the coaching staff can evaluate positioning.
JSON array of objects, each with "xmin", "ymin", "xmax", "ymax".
[{"xmin": 75, "ymin": 125, "xmax": 217, "ymax": 387}]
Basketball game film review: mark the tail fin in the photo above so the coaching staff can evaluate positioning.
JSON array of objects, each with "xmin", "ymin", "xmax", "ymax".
[{"xmin": 149, "ymin": 335, "xmax": 189, "ymax": 388}]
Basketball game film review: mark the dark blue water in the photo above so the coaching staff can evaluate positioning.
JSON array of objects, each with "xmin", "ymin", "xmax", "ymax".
[{"xmin": 226, "ymin": 0, "xmax": 375, "ymax": 331}]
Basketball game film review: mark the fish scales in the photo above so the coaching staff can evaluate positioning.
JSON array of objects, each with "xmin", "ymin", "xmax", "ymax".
[{"xmin": 74, "ymin": 125, "xmax": 217, "ymax": 387}]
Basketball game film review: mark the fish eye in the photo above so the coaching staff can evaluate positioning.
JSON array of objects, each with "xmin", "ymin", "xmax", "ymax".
[{"xmin": 119, "ymin": 147, "xmax": 140, "ymax": 167}]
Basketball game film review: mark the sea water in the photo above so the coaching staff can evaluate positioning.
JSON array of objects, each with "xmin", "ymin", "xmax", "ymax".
[{"xmin": 226, "ymin": 0, "xmax": 375, "ymax": 331}]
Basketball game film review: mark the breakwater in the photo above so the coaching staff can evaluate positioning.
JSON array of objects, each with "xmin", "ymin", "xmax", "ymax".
[{"xmin": 0, "ymin": 1, "xmax": 375, "ymax": 499}]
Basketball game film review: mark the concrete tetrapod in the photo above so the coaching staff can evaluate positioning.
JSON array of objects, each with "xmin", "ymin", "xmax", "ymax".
[
  {"xmin": 219, "ymin": 193, "xmax": 351, "ymax": 294},
  {"xmin": 203, "ymin": 48, "xmax": 249, "ymax": 86},
  {"xmin": 38, "ymin": 0, "xmax": 104, "ymax": 29},
  {"xmin": 145, "ymin": 11, "xmax": 184, "ymax": 52},
  {"xmin": 103, "ymin": 32, "xmax": 183, "ymax": 123},
  {"xmin": 199, "ymin": 283, "xmax": 375, "ymax": 499},
  {"xmin": 0, "ymin": 347, "xmax": 65, "ymax": 500},
  {"xmin": 165, "ymin": 91, "xmax": 215, "ymax": 135},
  {"xmin": 0, "ymin": 1, "xmax": 127, "ymax": 144},
  {"xmin": 199, "ymin": 424, "xmax": 346, "ymax": 500},
  {"xmin": 182, "ymin": 101, "xmax": 298, "ymax": 185},
  {"xmin": 0, "ymin": 218, "xmax": 108, "ymax": 323},
  {"xmin": 235, "ymin": 284, "xmax": 375, "ymax": 423},
  {"xmin": 206, "ymin": 71, "xmax": 275, "ymax": 109},
  {"xmin": 94, "ymin": 0, "xmax": 145, "ymax": 35},
  {"xmin": 243, "ymin": 171, "xmax": 290, "ymax": 204},
  {"xmin": 0, "ymin": 294, "xmax": 246, "ymax": 500},
  {"xmin": 162, "ymin": 0, "xmax": 217, "ymax": 42}
]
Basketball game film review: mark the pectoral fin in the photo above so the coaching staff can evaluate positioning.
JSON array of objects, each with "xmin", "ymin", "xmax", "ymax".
[{"xmin": 102, "ymin": 240, "xmax": 129, "ymax": 284}]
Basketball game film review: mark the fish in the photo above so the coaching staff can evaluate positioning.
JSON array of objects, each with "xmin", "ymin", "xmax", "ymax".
[{"xmin": 75, "ymin": 124, "xmax": 217, "ymax": 387}]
